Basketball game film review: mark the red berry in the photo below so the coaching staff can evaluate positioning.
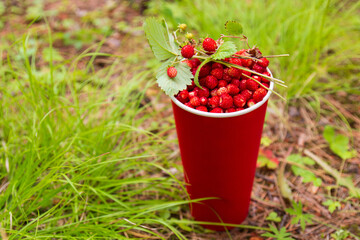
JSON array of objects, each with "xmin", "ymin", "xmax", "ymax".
[
  {"xmin": 240, "ymin": 90, "xmax": 253, "ymax": 101},
  {"xmin": 190, "ymin": 58, "xmax": 201, "ymax": 68},
  {"xmin": 187, "ymin": 81, "xmax": 196, "ymax": 91},
  {"xmin": 257, "ymin": 58, "xmax": 269, "ymax": 68},
  {"xmin": 190, "ymin": 96, "xmax": 200, "ymax": 107},
  {"xmin": 241, "ymin": 68, "xmax": 252, "ymax": 79},
  {"xmin": 262, "ymin": 82, "xmax": 270, "ymax": 89},
  {"xmin": 252, "ymin": 63, "xmax": 265, "ymax": 73},
  {"xmin": 167, "ymin": 66, "xmax": 177, "ymax": 78},
  {"xmin": 246, "ymin": 79, "xmax": 259, "ymax": 91},
  {"xmin": 185, "ymin": 102, "xmax": 193, "ymax": 108},
  {"xmin": 247, "ymin": 99, "xmax": 256, "ymax": 107},
  {"xmin": 236, "ymin": 49, "xmax": 247, "ymax": 55},
  {"xmin": 210, "ymin": 107, "xmax": 223, "ymax": 113},
  {"xmin": 205, "ymin": 75, "xmax": 218, "ymax": 89},
  {"xmin": 231, "ymin": 79, "xmax": 240, "ymax": 87},
  {"xmin": 217, "ymin": 87, "xmax": 228, "ymax": 96},
  {"xmin": 199, "ymin": 96, "xmax": 208, "ymax": 106},
  {"xmin": 208, "ymin": 96, "xmax": 220, "ymax": 108},
  {"xmin": 219, "ymin": 94, "xmax": 233, "ymax": 109},
  {"xmin": 235, "ymin": 107, "xmax": 244, "ymax": 111},
  {"xmin": 226, "ymin": 108, "xmax": 236, "ymax": 113},
  {"xmin": 229, "ymin": 58, "xmax": 242, "ymax": 66},
  {"xmin": 228, "ymin": 67, "xmax": 241, "ymax": 79},
  {"xmin": 210, "ymin": 88, "xmax": 218, "ymax": 97},
  {"xmin": 199, "ymin": 63, "xmax": 212, "ymax": 77},
  {"xmin": 188, "ymin": 90, "xmax": 198, "ymax": 99},
  {"xmin": 262, "ymin": 72, "xmax": 271, "ymax": 83},
  {"xmin": 227, "ymin": 83, "xmax": 240, "ymax": 95},
  {"xmin": 199, "ymin": 77, "xmax": 207, "ymax": 87},
  {"xmin": 211, "ymin": 68, "xmax": 223, "ymax": 79},
  {"xmin": 181, "ymin": 45, "xmax": 195, "ymax": 59},
  {"xmin": 233, "ymin": 94, "xmax": 246, "ymax": 108},
  {"xmin": 252, "ymin": 75, "xmax": 261, "ymax": 83},
  {"xmin": 196, "ymin": 106, "xmax": 208, "ymax": 112},
  {"xmin": 239, "ymin": 79, "xmax": 247, "ymax": 91},
  {"xmin": 202, "ymin": 37, "xmax": 217, "ymax": 52},
  {"xmin": 241, "ymin": 58, "xmax": 253, "ymax": 68},
  {"xmin": 178, "ymin": 90, "xmax": 189, "ymax": 103},
  {"xmin": 253, "ymin": 88, "xmax": 267, "ymax": 103},
  {"xmin": 176, "ymin": 95, "xmax": 187, "ymax": 104},
  {"xmin": 212, "ymin": 63, "xmax": 223, "ymax": 69},
  {"xmin": 197, "ymin": 86, "xmax": 210, "ymax": 97},
  {"xmin": 191, "ymin": 68, "xmax": 197, "ymax": 76},
  {"xmin": 218, "ymin": 80, "xmax": 227, "ymax": 88},
  {"xmin": 182, "ymin": 59, "xmax": 192, "ymax": 67}
]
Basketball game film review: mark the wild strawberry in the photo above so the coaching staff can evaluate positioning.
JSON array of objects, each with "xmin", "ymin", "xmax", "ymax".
[
  {"xmin": 228, "ymin": 67, "xmax": 241, "ymax": 79},
  {"xmin": 247, "ymin": 99, "xmax": 256, "ymax": 107},
  {"xmin": 167, "ymin": 66, "xmax": 177, "ymax": 78},
  {"xmin": 190, "ymin": 96, "xmax": 200, "ymax": 107},
  {"xmin": 199, "ymin": 96, "xmax": 208, "ymax": 106},
  {"xmin": 187, "ymin": 81, "xmax": 196, "ymax": 91},
  {"xmin": 262, "ymin": 72, "xmax": 271, "ymax": 83},
  {"xmin": 211, "ymin": 68, "xmax": 223, "ymax": 79},
  {"xmin": 246, "ymin": 79, "xmax": 259, "ymax": 91},
  {"xmin": 202, "ymin": 37, "xmax": 217, "ymax": 52},
  {"xmin": 196, "ymin": 106, "xmax": 208, "ymax": 112},
  {"xmin": 252, "ymin": 75, "xmax": 261, "ymax": 83},
  {"xmin": 178, "ymin": 90, "xmax": 189, "ymax": 103},
  {"xmin": 253, "ymin": 88, "xmax": 267, "ymax": 103},
  {"xmin": 240, "ymin": 89, "xmax": 253, "ymax": 101},
  {"xmin": 229, "ymin": 58, "xmax": 242, "ymax": 66},
  {"xmin": 208, "ymin": 96, "xmax": 220, "ymax": 108},
  {"xmin": 219, "ymin": 94, "xmax": 233, "ymax": 109},
  {"xmin": 233, "ymin": 94, "xmax": 246, "ymax": 108},
  {"xmin": 217, "ymin": 87, "xmax": 228, "ymax": 96},
  {"xmin": 188, "ymin": 90, "xmax": 198, "ymax": 99},
  {"xmin": 199, "ymin": 63, "xmax": 212, "ymax": 77},
  {"xmin": 257, "ymin": 58, "xmax": 269, "ymax": 68},
  {"xmin": 218, "ymin": 80, "xmax": 227, "ymax": 88},
  {"xmin": 191, "ymin": 68, "xmax": 197, "ymax": 76},
  {"xmin": 205, "ymin": 75, "xmax": 218, "ymax": 89},
  {"xmin": 241, "ymin": 58, "xmax": 253, "ymax": 68},
  {"xmin": 190, "ymin": 58, "xmax": 201, "ymax": 68},
  {"xmin": 210, "ymin": 107, "xmax": 223, "ymax": 113},
  {"xmin": 235, "ymin": 107, "xmax": 244, "ymax": 111},
  {"xmin": 199, "ymin": 77, "xmax": 207, "ymax": 87},
  {"xmin": 262, "ymin": 82, "xmax": 270, "ymax": 89},
  {"xmin": 231, "ymin": 79, "xmax": 240, "ymax": 87},
  {"xmin": 226, "ymin": 108, "xmax": 236, "ymax": 113},
  {"xmin": 239, "ymin": 79, "xmax": 247, "ymax": 91},
  {"xmin": 181, "ymin": 45, "xmax": 195, "ymax": 59},
  {"xmin": 182, "ymin": 59, "xmax": 192, "ymax": 67},
  {"xmin": 185, "ymin": 102, "xmax": 193, "ymax": 108},
  {"xmin": 223, "ymin": 74, "xmax": 232, "ymax": 82},
  {"xmin": 210, "ymin": 88, "xmax": 218, "ymax": 97},
  {"xmin": 212, "ymin": 63, "xmax": 224, "ymax": 69},
  {"xmin": 227, "ymin": 83, "xmax": 240, "ymax": 95},
  {"xmin": 176, "ymin": 95, "xmax": 187, "ymax": 104},
  {"xmin": 197, "ymin": 86, "xmax": 210, "ymax": 98},
  {"xmin": 252, "ymin": 63, "xmax": 265, "ymax": 73}
]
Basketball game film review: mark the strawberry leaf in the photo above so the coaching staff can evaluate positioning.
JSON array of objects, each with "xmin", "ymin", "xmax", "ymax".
[
  {"xmin": 225, "ymin": 20, "xmax": 243, "ymax": 35},
  {"xmin": 156, "ymin": 59, "xmax": 192, "ymax": 96},
  {"xmin": 287, "ymin": 154, "xmax": 322, "ymax": 187},
  {"xmin": 323, "ymin": 125, "xmax": 357, "ymax": 160},
  {"xmin": 144, "ymin": 18, "xmax": 179, "ymax": 61},
  {"xmin": 211, "ymin": 41, "xmax": 237, "ymax": 60},
  {"xmin": 322, "ymin": 199, "xmax": 341, "ymax": 213}
]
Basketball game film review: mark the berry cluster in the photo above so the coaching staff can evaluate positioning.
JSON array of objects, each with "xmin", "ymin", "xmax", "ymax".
[{"xmin": 174, "ymin": 43, "xmax": 270, "ymax": 113}]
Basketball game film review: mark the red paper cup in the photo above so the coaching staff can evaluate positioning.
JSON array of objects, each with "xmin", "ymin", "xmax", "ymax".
[{"xmin": 171, "ymin": 71, "xmax": 274, "ymax": 231}]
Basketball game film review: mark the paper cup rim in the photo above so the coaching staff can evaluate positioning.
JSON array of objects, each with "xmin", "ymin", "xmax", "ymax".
[{"xmin": 170, "ymin": 68, "xmax": 274, "ymax": 118}]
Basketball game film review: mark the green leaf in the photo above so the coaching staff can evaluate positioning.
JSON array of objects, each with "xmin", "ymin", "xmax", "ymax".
[
  {"xmin": 323, "ymin": 125, "xmax": 357, "ymax": 160},
  {"xmin": 285, "ymin": 201, "xmax": 313, "ymax": 231},
  {"xmin": 322, "ymin": 199, "xmax": 341, "ymax": 213},
  {"xmin": 331, "ymin": 229, "xmax": 350, "ymax": 240},
  {"xmin": 225, "ymin": 20, "xmax": 243, "ymax": 35},
  {"xmin": 261, "ymin": 224, "xmax": 294, "ymax": 240},
  {"xmin": 266, "ymin": 212, "xmax": 281, "ymax": 222},
  {"xmin": 258, "ymin": 155, "xmax": 278, "ymax": 169},
  {"xmin": 156, "ymin": 59, "xmax": 192, "ymax": 96},
  {"xmin": 144, "ymin": 18, "xmax": 179, "ymax": 61},
  {"xmin": 287, "ymin": 154, "xmax": 322, "ymax": 187},
  {"xmin": 261, "ymin": 136, "xmax": 273, "ymax": 147},
  {"xmin": 211, "ymin": 41, "xmax": 237, "ymax": 60}
]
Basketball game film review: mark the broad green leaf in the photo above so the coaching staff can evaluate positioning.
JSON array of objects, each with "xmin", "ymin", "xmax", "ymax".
[
  {"xmin": 287, "ymin": 154, "xmax": 321, "ymax": 187},
  {"xmin": 225, "ymin": 20, "xmax": 243, "ymax": 35},
  {"xmin": 323, "ymin": 125, "xmax": 335, "ymax": 143},
  {"xmin": 156, "ymin": 59, "xmax": 192, "ymax": 96},
  {"xmin": 211, "ymin": 41, "xmax": 237, "ymax": 60},
  {"xmin": 261, "ymin": 136, "xmax": 273, "ymax": 147},
  {"xmin": 144, "ymin": 18, "xmax": 179, "ymax": 61},
  {"xmin": 266, "ymin": 212, "xmax": 281, "ymax": 222},
  {"xmin": 323, "ymin": 125, "xmax": 357, "ymax": 160}
]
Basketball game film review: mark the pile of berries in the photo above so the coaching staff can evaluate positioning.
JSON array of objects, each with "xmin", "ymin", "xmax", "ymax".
[{"xmin": 173, "ymin": 39, "xmax": 271, "ymax": 113}]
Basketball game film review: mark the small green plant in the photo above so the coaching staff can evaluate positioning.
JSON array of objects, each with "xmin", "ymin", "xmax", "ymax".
[
  {"xmin": 287, "ymin": 154, "xmax": 322, "ymax": 187},
  {"xmin": 266, "ymin": 212, "xmax": 281, "ymax": 222},
  {"xmin": 331, "ymin": 229, "xmax": 350, "ymax": 240},
  {"xmin": 323, "ymin": 125, "xmax": 357, "ymax": 160},
  {"xmin": 261, "ymin": 224, "xmax": 294, "ymax": 240},
  {"xmin": 285, "ymin": 201, "xmax": 313, "ymax": 231},
  {"xmin": 322, "ymin": 199, "xmax": 341, "ymax": 213}
]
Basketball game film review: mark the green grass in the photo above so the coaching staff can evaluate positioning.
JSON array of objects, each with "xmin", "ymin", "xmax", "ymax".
[
  {"xmin": 146, "ymin": 0, "xmax": 360, "ymax": 98},
  {"xmin": 0, "ymin": 31, "xmax": 196, "ymax": 239}
]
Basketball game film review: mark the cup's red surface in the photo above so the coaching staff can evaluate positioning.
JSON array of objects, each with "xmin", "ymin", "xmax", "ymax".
[{"xmin": 171, "ymin": 93, "xmax": 269, "ymax": 231}]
